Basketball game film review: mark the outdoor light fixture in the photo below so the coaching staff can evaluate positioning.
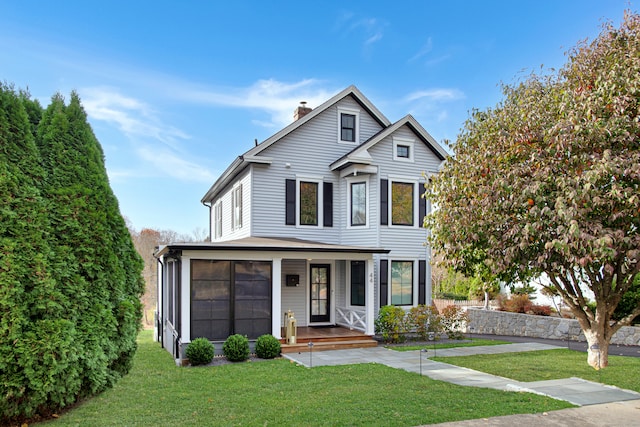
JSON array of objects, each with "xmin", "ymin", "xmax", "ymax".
[{"xmin": 308, "ymin": 341, "xmax": 314, "ymax": 368}]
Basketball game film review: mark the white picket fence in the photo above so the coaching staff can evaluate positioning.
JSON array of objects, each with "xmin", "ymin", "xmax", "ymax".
[{"xmin": 432, "ymin": 298, "xmax": 496, "ymax": 312}]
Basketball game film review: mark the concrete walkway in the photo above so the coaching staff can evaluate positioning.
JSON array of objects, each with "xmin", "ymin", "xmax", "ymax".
[{"xmin": 283, "ymin": 342, "xmax": 640, "ymax": 406}]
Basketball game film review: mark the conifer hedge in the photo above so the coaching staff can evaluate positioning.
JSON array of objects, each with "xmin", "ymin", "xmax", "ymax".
[{"xmin": 0, "ymin": 83, "xmax": 144, "ymax": 423}]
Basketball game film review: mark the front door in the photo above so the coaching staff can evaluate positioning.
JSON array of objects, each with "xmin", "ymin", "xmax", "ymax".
[{"xmin": 310, "ymin": 264, "xmax": 330, "ymax": 323}]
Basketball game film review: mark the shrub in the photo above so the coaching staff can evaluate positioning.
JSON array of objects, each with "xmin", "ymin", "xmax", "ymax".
[
  {"xmin": 255, "ymin": 334, "xmax": 281, "ymax": 359},
  {"xmin": 498, "ymin": 294, "xmax": 532, "ymax": 313},
  {"xmin": 528, "ymin": 304, "xmax": 552, "ymax": 316},
  {"xmin": 374, "ymin": 305, "xmax": 408, "ymax": 343},
  {"xmin": 223, "ymin": 334, "xmax": 250, "ymax": 362},
  {"xmin": 186, "ymin": 338, "xmax": 215, "ymax": 366},
  {"xmin": 440, "ymin": 305, "xmax": 469, "ymax": 340},
  {"xmin": 407, "ymin": 305, "xmax": 442, "ymax": 340}
]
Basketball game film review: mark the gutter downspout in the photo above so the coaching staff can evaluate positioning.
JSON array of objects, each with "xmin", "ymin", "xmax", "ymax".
[{"xmin": 202, "ymin": 200, "xmax": 212, "ymax": 241}]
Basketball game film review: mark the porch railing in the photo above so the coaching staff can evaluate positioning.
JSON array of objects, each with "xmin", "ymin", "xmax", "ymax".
[{"xmin": 336, "ymin": 306, "xmax": 367, "ymax": 331}]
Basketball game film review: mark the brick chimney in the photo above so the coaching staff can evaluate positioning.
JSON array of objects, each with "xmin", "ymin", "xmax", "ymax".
[{"xmin": 293, "ymin": 101, "xmax": 312, "ymax": 121}]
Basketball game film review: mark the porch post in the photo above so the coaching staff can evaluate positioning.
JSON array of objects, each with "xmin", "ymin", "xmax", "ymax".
[
  {"xmin": 181, "ymin": 256, "xmax": 191, "ymax": 343},
  {"xmin": 365, "ymin": 258, "xmax": 375, "ymax": 335},
  {"xmin": 272, "ymin": 257, "xmax": 282, "ymax": 339}
]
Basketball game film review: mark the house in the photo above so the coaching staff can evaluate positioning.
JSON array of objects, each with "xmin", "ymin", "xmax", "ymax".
[{"xmin": 155, "ymin": 85, "xmax": 446, "ymax": 362}]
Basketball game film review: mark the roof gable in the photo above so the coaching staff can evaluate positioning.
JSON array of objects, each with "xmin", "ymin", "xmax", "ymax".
[
  {"xmin": 330, "ymin": 115, "xmax": 447, "ymax": 171},
  {"xmin": 202, "ymin": 85, "xmax": 391, "ymax": 202},
  {"xmin": 244, "ymin": 85, "xmax": 390, "ymax": 158}
]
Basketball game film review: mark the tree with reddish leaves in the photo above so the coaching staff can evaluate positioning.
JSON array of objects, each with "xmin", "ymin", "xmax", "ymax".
[{"xmin": 426, "ymin": 12, "xmax": 640, "ymax": 369}]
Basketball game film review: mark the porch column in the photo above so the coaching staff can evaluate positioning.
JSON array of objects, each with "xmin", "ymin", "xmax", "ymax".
[
  {"xmin": 181, "ymin": 256, "xmax": 191, "ymax": 343},
  {"xmin": 272, "ymin": 257, "xmax": 282, "ymax": 339},
  {"xmin": 365, "ymin": 258, "xmax": 375, "ymax": 335}
]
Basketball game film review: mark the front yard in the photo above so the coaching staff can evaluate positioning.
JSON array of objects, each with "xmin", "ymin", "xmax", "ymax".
[
  {"xmin": 42, "ymin": 331, "xmax": 573, "ymax": 426},
  {"xmin": 432, "ymin": 349, "xmax": 640, "ymax": 392}
]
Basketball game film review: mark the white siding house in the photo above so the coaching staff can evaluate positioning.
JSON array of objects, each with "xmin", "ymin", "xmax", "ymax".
[{"xmin": 155, "ymin": 86, "xmax": 446, "ymax": 362}]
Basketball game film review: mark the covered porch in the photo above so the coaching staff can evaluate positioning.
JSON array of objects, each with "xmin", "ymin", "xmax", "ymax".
[{"xmin": 155, "ymin": 237, "xmax": 387, "ymax": 363}]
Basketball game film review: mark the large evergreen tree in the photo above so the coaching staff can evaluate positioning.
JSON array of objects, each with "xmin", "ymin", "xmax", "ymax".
[
  {"xmin": 0, "ymin": 84, "xmax": 80, "ymax": 419},
  {"xmin": 1, "ymin": 86, "xmax": 144, "ymax": 423},
  {"xmin": 37, "ymin": 91, "xmax": 144, "ymax": 392}
]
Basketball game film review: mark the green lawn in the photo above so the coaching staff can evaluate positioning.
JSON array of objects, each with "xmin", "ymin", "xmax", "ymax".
[
  {"xmin": 42, "ymin": 331, "xmax": 572, "ymax": 426},
  {"xmin": 388, "ymin": 338, "xmax": 511, "ymax": 352},
  {"xmin": 433, "ymin": 349, "xmax": 640, "ymax": 393}
]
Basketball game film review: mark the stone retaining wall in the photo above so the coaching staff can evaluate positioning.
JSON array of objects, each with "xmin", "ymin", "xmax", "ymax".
[{"xmin": 467, "ymin": 308, "xmax": 640, "ymax": 346}]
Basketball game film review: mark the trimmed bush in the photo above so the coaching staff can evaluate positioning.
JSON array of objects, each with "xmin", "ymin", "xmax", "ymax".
[
  {"xmin": 223, "ymin": 334, "xmax": 250, "ymax": 362},
  {"xmin": 255, "ymin": 334, "xmax": 281, "ymax": 359},
  {"xmin": 374, "ymin": 305, "xmax": 408, "ymax": 343},
  {"xmin": 407, "ymin": 304, "xmax": 442, "ymax": 340},
  {"xmin": 186, "ymin": 338, "xmax": 215, "ymax": 366},
  {"xmin": 440, "ymin": 305, "xmax": 469, "ymax": 340}
]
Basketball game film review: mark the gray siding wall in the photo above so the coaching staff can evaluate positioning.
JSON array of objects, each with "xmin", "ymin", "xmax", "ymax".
[
  {"xmin": 251, "ymin": 96, "xmax": 384, "ymax": 242},
  {"xmin": 211, "ymin": 168, "xmax": 252, "ymax": 242},
  {"xmin": 281, "ymin": 259, "xmax": 308, "ymax": 326}
]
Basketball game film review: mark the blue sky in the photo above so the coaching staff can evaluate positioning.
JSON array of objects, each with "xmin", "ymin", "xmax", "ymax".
[{"xmin": 1, "ymin": 1, "xmax": 632, "ymax": 236}]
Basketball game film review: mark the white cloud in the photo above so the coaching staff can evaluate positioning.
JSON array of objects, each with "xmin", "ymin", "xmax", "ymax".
[
  {"xmin": 405, "ymin": 89, "xmax": 465, "ymax": 102},
  {"xmin": 177, "ymin": 79, "xmax": 337, "ymax": 128},
  {"xmin": 137, "ymin": 146, "xmax": 216, "ymax": 183},
  {"xmin": 81, "ymin": 86, "xmax": 190, "ymax": 150},
  {"xmin": 333, "ymin": 13, "xmax": 386, "ymax": 51},
  {"xmin": 409, "ymin": 38, "xmax": 433, "ymax": 62}
]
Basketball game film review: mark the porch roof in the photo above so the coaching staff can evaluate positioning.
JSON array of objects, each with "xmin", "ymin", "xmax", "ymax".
[{"xmin": 154, "ymin": 236, "xmax": 390, "ymax": 257}]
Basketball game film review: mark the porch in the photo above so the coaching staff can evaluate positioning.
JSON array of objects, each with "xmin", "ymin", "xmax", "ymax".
[{"xmin": 279, "ymin": 326, "xmax": 378, "ymax": 353}]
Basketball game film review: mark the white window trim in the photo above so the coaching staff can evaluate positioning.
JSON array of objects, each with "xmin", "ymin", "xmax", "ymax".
[
  {"xmin": 388, "ymin": 259, "xmax": 418, "ymax": 307},
  {"xmin": 296, "ymin": 176, "xmax": 324, "ymax": 228},
  {"xmin": 346, "ymin": 175, "xmax": 369, "ymax": 229},
  {"xmin": 337, "ymin": 106, "xmax": 360, "ymax": 144},
  {"xmin": 231, "ymin": 183, "xmax": 243, "ymax": 231},
  {"xmin": 388, "ymin": 176, "xmax": 419, "ymax": 228},
  {"xmin": 393, "ymin": 137, "xmax": 415, "ymax": 163}
]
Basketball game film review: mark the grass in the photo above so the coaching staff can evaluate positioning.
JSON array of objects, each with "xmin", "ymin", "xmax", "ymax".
[
  {"xmin": 388, "ymin": 338, "xmax": 511, "ymax": 352},
  {"xmin": 433, "ymin": 349, "xmax": 640, "ymax": 393},
  {"xmin": 41, "ymin": 331, "xmax": 572, "ymax": 426}
]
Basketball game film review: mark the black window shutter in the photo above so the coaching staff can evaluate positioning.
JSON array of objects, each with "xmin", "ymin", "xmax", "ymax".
[
  {"xmin": 418, "ymin": 260, "xmax": 426, "ymax": 305},
  {"xmin": 285, "ymin": 179, "xmax": 296, "ymax": 225},
  {"xmin": 419, "ymin": 183, "xmax": 427, "ymax": 228},
  {"xmin": 379, "ymin": 260, "xmax": 388, "ymax": 307},
  {"xmin": 323, "ymin": 182, "xmax": 333, "ymax": 227},
  {"xmin": 380, "ymin": 179, "xmax": 388, "ymax": 225}
]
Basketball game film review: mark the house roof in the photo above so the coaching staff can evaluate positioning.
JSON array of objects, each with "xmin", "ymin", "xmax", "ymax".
[
  {"xmin": 201, "ymin": 85, "xmax": 391, "ymax": 203},
  {"xmin": 330, "ymin": 114, "xmax": 447, "ymax": 171},
  {"xmin": 154, "ymin": 236, "xmax": 390, "ymax": 257}
]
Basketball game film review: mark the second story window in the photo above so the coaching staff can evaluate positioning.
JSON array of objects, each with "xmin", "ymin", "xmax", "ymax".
[
  {"xmin": 341, "ymin": 113, "xmax": 356, "ymax": 142},
  {"xmin": 338, "ymin": 107, "xmax": 359, "ymax": 144},
  {"xmin": 391, "ymin": 181, "xmax": 414, "ymax": 226},
  {"xmin": 214, "ymin": 201, "xmax": 222, "ymax": 238},
  {"xmin": 299, "ymin": 181, "xmax": 318, "ymax": 225},
  {"xmin": 232, "ymin": 184, "xmax": 242, "ymax": 230},
  {"xmin": 396, "ymin": 145, "xmax": 410, "ymax": 158},
  {"xmin": 393, "ymin": 137, "xmax": 414, "ymax": 162},
  {"xmin": 350, "ymin": 181, "xmax": 366, "ymax": 226},
  {"xmin": 285, "ymin": 178, "xmax": 333, "ymax": 228}
]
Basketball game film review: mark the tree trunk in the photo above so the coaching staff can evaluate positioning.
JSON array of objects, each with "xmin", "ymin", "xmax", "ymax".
[
  {"xmin": 483, "ymin": 291, "xmax": 489, "ymax": 309},
  {"xmin": 583, "ymin": 329, "xmax": 609, "ymax": 370}
]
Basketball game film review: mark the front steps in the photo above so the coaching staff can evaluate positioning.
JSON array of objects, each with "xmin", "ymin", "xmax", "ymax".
[{"xmin": 280, "ymin": 334, "xmax": 378, "ymax": 353}]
